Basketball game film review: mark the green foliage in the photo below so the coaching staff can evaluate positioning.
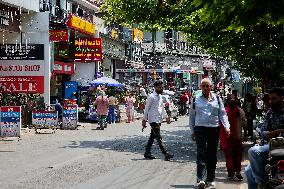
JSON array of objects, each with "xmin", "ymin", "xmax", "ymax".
[{"xmin": 102, "ymin": 0, "xmax": 284, "ymax": 87}]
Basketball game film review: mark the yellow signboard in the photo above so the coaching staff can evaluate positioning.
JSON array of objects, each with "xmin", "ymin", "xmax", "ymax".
[
  {"xmin": 132, "ymin": 29, "xmax": 144, "ymax": 42},
  {"xmin": 67, "ymin": 15, "xmax": 96, "ymax": 35}
]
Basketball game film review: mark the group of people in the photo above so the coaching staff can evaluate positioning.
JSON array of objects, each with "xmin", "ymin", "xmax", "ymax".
[
  {"xmin": 141, "ymin": 78, "xmax": 284, "ymax": 189},
  {"xmin": 92, "ymin": 90, "xmax": 138, "ymax": 130}
]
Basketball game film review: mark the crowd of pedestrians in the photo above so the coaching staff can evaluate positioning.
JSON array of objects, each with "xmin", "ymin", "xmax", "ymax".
[{"xmin": 140, "ymin": 78, "xmax": 284, "ymax": 189}]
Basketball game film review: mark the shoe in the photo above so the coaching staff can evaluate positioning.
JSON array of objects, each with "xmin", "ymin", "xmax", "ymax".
[
  {"xmin": 235, "ymin": 172, "xmax": 243, "ymax": 181},
  {"xmin": 196, "ymin": 181, "xmax": 206, "ymax": 189},
  {"xmin": 144, "ymin": 153, "xmax": 156, "ymax": 159},
  {"xmin": 206, "ymin": 181, "xmax": 216, "ymax": 187},
  {"xmin": 165, "ymin": 153, "xmax": 174, "ymax": 161},
  {"xmin": 228, "ymin": 176, "xmax": 237, "ymax": 181}
]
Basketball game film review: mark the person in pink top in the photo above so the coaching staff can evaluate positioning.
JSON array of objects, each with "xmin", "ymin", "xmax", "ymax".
[
  {"xmin": 126, "ymin": 93, "xmax": 136, "ymax": 123},
  {"xmin": 94, "ymin": 91, "xmax": 109, "ymax": 130}
]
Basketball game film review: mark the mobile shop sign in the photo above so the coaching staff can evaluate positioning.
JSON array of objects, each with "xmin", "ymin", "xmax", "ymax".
[
  {"xmin": 0, "ymin": 44, "xmax": 44, "ymax": 60},
  {"xmin": 50, "ymin": 30, "xmax": 69, "ymax": 42},
  {"xmin": 74, "ymin": 38, "xmax": 102, "ymax": 62},
  {"xmin": 0, "ymin": 60, "xmax": 44, "ymax": 93},
  {"xmin": 32, "ymin": 111, "xmax": 58, "ymax": 128},
  {"xmin": 0, "ymin": 106, "xmax": 21, "ymax": 138},
  {"xmin": 62, "ymin": 105, "xmax": 77, "ymax": 129}
]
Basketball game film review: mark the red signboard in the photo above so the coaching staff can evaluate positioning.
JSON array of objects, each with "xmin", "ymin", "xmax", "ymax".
[
  {"xmin": 53, "ymin": 61, "xmax": 75, "ymax": 75},
  {"xmin": 50, "ymin": 30, "xmax": 69, "ymax": 42},
  {"xmin": 74, "ymin": 38, "xmax": 102, "ymax": 62},
  {"xmin": 0, "ymin": 106, "xmax": 21, "ymax": 112},
  {"xmin": 0, "ymin": 76, "xmax": 44, "ymax": 93}
]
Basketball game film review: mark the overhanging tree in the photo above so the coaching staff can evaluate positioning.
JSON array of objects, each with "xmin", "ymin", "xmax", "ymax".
[{"xmin": 101, "ymin": 0, "xmax": 284, "ymax": 88}]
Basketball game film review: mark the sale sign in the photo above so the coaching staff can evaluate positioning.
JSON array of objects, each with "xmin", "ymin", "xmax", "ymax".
[
  {"xmin": 0, "ymin": 76, "xmax": 44, "ymax": 93},
  {"xmin": 0, "ymin": 106, "xmax": 21, "ymax": 138},
  {"xmin": 0, "ymin": 60, "xmax": 44, "ymax": 93},
  {"xmin": 74, "ymin": 38, "xmax": 102, "ymax": 62}
]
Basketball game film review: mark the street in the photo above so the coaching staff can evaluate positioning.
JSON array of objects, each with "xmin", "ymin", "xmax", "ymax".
[{"xmin": 0, "ymin": 117, "xmax": 248, "ymax": 189}]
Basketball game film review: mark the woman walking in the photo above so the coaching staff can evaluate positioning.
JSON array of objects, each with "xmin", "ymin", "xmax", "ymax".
[
  {"xmin": 93, "ymin": 91, "xmax": 109, "ymax": 130},
  {"xmin": 220, "ymin": 99, "xmax": 247, "ymax": 181},
  {"xmin": 126, "ymin": 93, "xmax": 136, "ymax": 123}
]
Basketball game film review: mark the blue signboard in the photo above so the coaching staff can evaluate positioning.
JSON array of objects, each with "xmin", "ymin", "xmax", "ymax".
[
  {"xmin": 32, "ymin": 111, "xmax": 58, "ymax": 128},
  {"xmin": 64, "ymin": 81, "xmax": 78, "ymax": 99}
]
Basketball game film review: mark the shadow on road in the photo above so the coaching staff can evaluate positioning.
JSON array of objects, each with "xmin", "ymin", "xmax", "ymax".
[
  {"xmin": 170, "ymin": 184, "xmax": 195, "ymax": 188},
  {"xmin": 60, "ymin": 127, "xmax": 253, "ymax": 163},
  {"xmin": 60, "ymin": 128, "xmax": 197, "ymax": 162}
]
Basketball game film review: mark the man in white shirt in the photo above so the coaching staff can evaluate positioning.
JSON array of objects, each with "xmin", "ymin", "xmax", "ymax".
[
  {"xmin": 142, "ymin": 80, "xmax": 174, "ymax": 161},
  {"xmin": 189, "ymin": 78, "xmax": 231, "ymax": 189}
]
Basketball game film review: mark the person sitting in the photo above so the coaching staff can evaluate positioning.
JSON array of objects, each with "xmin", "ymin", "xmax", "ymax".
[{"xmin": 245, "ymin": 87, "xmax": 284, "ymax": 189}]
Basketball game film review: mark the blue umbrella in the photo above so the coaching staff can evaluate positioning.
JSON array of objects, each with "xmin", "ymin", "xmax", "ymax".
[{"xmin": 89, "ymin": 77, "xmax": 123, "ymax": 87}]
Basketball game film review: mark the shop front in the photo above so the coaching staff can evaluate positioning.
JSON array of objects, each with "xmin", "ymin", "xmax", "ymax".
[{"xmin": 50, "ymin": 14, "xmax": 102, "ymax": 106}]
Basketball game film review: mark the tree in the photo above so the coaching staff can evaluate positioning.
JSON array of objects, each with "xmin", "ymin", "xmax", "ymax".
[{"xmin": 101, "ymin": 0, "xmax": 284, "ymax": 88}]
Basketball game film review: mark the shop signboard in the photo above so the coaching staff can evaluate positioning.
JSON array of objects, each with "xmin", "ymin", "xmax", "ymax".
[
  {"xmin": 53, "ymin": 61, "xmax": 74, "ymax": 75},
  {"xmin": 0, "ymin": 44, "xmax": 44, "ymax": 60},
  {"xmin": 0, "ymin": 60, "xmax": 44, "ymax": 93},
  {"xmin": 231, "ymin": 70, "xmax": 240, "ymax": 82},
  {"xmin": 49, "ymin": 30, "xmax": 69, "ymax": 42},
  {"xmin": 62, "ymin": 105, "xmax": 77, "ymax": 130},
  {"xmin": 64, "ymin": 82, "xmax": 78, "ymax": 99},
  {"xmin": 0, "ymin": 106, "xmax": 21, "ymax": 138},
  {"xmin": 0, "ymin": 44, "xmax": 44, "ymax": 93},
  {"xmin": 67, "ymin": 15, "xmax": 96, "ymax": 35},
  {"xmin": 74, "ymin": 38, "xmax": 102, "ymax": 62},
  {"xmin": 32, "ymin": 111, "xmax": 58, "ymax": 128}
]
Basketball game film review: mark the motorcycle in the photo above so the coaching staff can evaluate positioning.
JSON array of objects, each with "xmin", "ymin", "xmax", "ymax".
[{"xmin": 264, "ymin": 137, "xmax": 284, "ymax": 189}]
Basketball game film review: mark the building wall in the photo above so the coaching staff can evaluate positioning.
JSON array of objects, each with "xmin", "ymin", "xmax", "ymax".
[
  {"xmin": 1, "ymin": 0, "xmax": 40, "ymax": 12},
  {"xmin": 71, "ymin": 63, "xmax": 96, "ymax": 86},
  {"xmin": 1, "ymin": 12, "xmax": 50, "ymax": 104}
]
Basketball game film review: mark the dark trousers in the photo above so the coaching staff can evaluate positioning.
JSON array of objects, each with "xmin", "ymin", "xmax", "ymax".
[
  {"xmin": 99, "ymin": 115, "xmax": 107, "ymax": 129},
  {"xmin": 225, "ymin": 138, "xmax": 242, "ymax": 177},
  {"xmin": 145, "ymin": 122, "xmax": 167, "ymax": 155},
  {"xmin": 244, "ymin": 119, "xmax": 254, "ymax": 138},
  {"xmin": 194, "ymin": 126, "xmax": 219, "ymax": 182}
]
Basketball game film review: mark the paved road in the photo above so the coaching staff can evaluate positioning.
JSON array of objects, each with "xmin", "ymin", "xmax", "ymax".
[{"xmin": 0, "ymin": 117, "xmax": 249, "ymax": 189}]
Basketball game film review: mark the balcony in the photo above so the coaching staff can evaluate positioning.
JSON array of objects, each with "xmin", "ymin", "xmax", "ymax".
[{"xmin": 70, "ymin": 0, "xmax": 100, "ymax": 11}]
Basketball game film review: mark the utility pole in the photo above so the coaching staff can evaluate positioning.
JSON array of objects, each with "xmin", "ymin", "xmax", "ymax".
[{"xmin": 152, "ymin": 30, "xmax": 156, "ymax": 80}]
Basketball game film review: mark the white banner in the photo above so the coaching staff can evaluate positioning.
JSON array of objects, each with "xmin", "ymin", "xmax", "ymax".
[{"xmin": 0, "ymin": 60, "xmax": 44, "ymax": 76}]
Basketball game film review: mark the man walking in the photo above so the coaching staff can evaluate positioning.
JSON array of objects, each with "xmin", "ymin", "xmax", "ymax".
[
  {"xmin": 108, "ymin": 94, "xmax": 118, "ymax": 124},
  {"xmin": 189, "ymin": 78, "xmax": 231, "ymax": 189},
  {"xmin": 142, "ymin": 80, "xmax": 174, "ymax": 161}
]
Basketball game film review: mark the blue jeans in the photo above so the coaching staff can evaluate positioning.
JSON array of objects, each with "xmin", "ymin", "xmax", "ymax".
[
  {"xmin": 108, "ymin": 106, "xmax": 116, "ymax": 124},
  {"xmin": 194, "ymin": 126, "xmax": 219, "ymax": 182},
  {"xmin": 245, "ymin": 144, "xmax": 269, "ymax": 189}
]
